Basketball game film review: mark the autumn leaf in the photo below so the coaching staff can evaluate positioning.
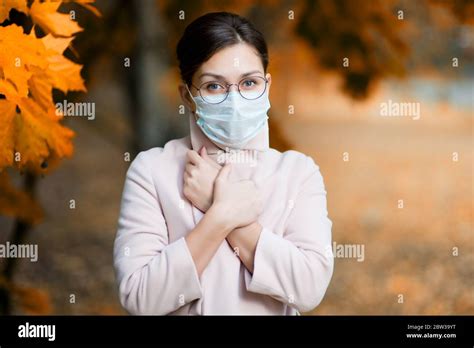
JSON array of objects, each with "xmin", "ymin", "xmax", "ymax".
[
  {"xmin": 27, "ymin": 65, "xmax": 54, "ymax": 111},
  {"xmin": 42, "ymin": 33, "xmax": 74, "ymax": 53},
  {"xmin": 14, "ymin": 98, "xmax": 74, "ymax": 171},
  {"xmin": 0, "ymin": 25, "xmax": 76, "ymax": 171},
  {"xmin": 0, "ymin": 24, "xmax": 48, "ymax": 98},
  {"xmin": 42, "ymin": 34, "xmax": 86, "ymax": 92},
  {"xmin": 26, "ymin": 34, "xmax": 85, "ymax": 110},
  {"xmin": 0, "ymin": 0, "xmax": 28, "ymax": 23},
  {"xmin": 0, "ymin": 101, "xmax": 16, "ymax": 168},
  {"xmin": 29, "ymin": 1, "xmax": 83, "ymax": 37},
  {"xmin": 0, "ymin": 1, "xmax": 98, "ymax": 172}
]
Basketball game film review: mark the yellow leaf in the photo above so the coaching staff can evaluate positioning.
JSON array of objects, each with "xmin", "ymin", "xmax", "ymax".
[
  {"xmin": 14, "ymin": 100, "xmax": 51, "ymax": 168},
  {"xmin": 14, "ymin": 97, "xmax": 74, "ymax": 171},
  {"xmin": 29, "ymin": 1, "xmax": 83, "ymax": 37},
  {"xmin": 27, "ymin": 65, "xmax": 53, "ymax": 111},
  {"xmin": 41, "ymin": 33, "xmax": 74, "ymax": 54},
  {"xmin": 0, "ymin": 78, "xmax": 22, "ymax": 103},
  {"xmin": 45, "ymin": 53, "xmax": 86, "ymax": 92},
  {"xmin": 0, "ymin": 0, "xmax": 28, "ymax": 23},
  {"xmin": 41, "ymin": 34, "xmax": 86, "ymax": 92},
  {"xmin": 0, "ymin": 100, "xmax": 16, "ymax": 168},
  {"xmin": 0, "ymin": 25, "xmax": 48, "ymax": 97}
]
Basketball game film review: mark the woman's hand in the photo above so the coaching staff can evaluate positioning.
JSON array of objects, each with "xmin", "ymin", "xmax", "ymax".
[
  {"xmin": 211, "ymin": 163, "xmax": 263, "ymax": 230},
  {"xmin": 183, "ymin": 147, "xmax": 221, "ymax": 212}
]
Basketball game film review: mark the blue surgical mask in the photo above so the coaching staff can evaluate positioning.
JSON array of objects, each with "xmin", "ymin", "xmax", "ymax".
[{"xmin": 187, "ymin": 85, "xmax": 270, "ymax": 149}]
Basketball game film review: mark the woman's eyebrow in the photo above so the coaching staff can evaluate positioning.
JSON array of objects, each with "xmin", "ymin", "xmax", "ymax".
[
  {"xmin": 198, "ymin": 70, "xmax": 264, "ymax": 80},
  {"xmin": 240, "ymin": 70, "xmax": 264, "ymax": 77},
  {"xmin": 198, "ymin": 73, "xmax": 224, "ymax": 80}
]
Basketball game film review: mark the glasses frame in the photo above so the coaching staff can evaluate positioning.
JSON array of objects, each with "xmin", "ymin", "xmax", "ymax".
[{"xmin": 190, "ymin": 75, "xmax": 268, "ymax": 104}]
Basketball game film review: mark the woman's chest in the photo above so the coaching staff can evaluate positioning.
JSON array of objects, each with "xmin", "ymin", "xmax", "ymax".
[{"xmin": 153, "ymin": 157, "xmax": 301, "ymax": 241}]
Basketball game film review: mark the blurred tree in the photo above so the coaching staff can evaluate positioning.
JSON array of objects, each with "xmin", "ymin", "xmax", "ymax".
[
  {"xmin": 19, "ymin": 0, "xmax": 469, "ymax": 161},
  {"xmin": 161, "ymin": 0, "xmax": 472, "ymax": 99},
  {"xmin": 131, "ymin": 0, "xmax": 171, "ymax": 151},
  {"xmin": 48, "ymin": 0, "xmax": 474, "ymax": 152},
  {"xmin": 430, "ymin": 0, "xmax": 474, "ymax": 25},
  {"xmin": 295, "ymin": 0, "xmax": 408, "ymax": 99}
]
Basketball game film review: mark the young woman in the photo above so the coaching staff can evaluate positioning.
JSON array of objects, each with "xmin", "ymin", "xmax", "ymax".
[{"xmin": 114, "ymin": 12, "xmax": 333, "ymax": 315}]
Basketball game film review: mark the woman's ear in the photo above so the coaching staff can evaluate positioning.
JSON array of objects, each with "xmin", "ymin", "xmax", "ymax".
[
  {"xmin": 266, "ymin": 73, "xmax": 272, "ymax": 91},
  {"xmin": 179, "ymin": 84, "xmax": 196, "ymax": 114}
]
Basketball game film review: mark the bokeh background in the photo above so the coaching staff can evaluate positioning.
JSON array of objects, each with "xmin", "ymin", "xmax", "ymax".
[{"xmin": 0, "ymin": 0, "xmax": 473, "ymax": 315}]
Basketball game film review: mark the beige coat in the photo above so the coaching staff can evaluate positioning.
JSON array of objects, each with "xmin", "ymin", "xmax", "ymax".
[{"xmin": 113, "ymin": 116, "xmax": 333, "ymax": 315}]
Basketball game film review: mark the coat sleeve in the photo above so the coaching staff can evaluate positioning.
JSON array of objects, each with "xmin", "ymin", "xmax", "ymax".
[
  {"xmin": 113, "ymin": 150, "xmax": 202, "ymax": 315},
  {"xmin": 244, "ymin": 156, "xmax": 334, "ymax": 313}
]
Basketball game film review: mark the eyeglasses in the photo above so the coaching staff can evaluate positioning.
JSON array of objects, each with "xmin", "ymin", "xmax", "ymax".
[{"xmin": 190, "ymin": 76, "xmax": 268, "ymax": 104}]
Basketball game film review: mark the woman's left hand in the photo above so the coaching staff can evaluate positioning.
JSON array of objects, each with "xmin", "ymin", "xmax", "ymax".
[{"xmin": 183, "ymin": 146, "xmax": 221, "ymax": 212}]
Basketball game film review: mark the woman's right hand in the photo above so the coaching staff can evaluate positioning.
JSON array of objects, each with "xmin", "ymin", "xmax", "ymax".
[{"xmin": 210, "ymin": 163, "xmax": 262, "ymax": 230}]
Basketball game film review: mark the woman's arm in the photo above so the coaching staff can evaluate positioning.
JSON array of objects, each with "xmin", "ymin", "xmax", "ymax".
[
  {"xmin": 114, "ymin": 151, "xmax": 261, "ymax": 315},
  {"xmin": 185, "ymin": 148, "xmax": 333, "ymax": 312},
  {"xmin": 183, "ymin": 147, "xmax": 263, "ymax": 273},
  {"xmin": 114, "ymin": 150, "xmax": 203, "ymax": 315},
  {"xmin": 242, "ymin": 157, "xmax": 334, "ymax": 313},
  {"xmin": 184, "ymin": 205, "xmax": 233, "ymax": 276},
  {"xmin": 186, "ymin": 163, "xmax": 262, "ymax": 276},
  {"xmin": 226, "ymin": 222, "xmax": 262, "ymax": 273}
]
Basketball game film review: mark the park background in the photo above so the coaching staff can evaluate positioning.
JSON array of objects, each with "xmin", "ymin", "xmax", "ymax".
[{"xmin": 0, "ymin": 0, "xmax": 472, "ymax": 315}]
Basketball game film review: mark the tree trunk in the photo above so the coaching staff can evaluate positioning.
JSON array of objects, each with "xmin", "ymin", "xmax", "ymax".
[
  {"xmin": 0, "ymin": 172, "xmax": 37, "ymax": 315},
  {"xmin": 130, "ymin": 0, "xmax": 171, "ymax": 153}
]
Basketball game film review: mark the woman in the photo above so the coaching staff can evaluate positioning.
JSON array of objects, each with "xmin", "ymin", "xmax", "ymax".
[{"xmin": 113, "ymin": 11, "xmax": 333, "ymax": 315}]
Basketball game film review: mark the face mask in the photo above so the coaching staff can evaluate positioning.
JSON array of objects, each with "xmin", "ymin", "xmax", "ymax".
[{"xmin": 186, "ymin": 85, "xmax": 270, "ymax": 149}]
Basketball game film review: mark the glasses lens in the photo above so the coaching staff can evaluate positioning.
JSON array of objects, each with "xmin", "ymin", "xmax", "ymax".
[
  {"xmin": 199, "ymin": 81, "xmax": 227, "ymax": 104},
  {"xmin": 239, "ymin": 76, "xmax": 267, "ymax": 100}
]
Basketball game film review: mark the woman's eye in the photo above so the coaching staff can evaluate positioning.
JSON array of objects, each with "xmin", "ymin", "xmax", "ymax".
[
  {"xmin": 206, "ymin": 83, "xmax": 223, "ymax": 91},
  {"xmin": 241, "ymin": 79, "xmax": 256, "ymax": 88}
]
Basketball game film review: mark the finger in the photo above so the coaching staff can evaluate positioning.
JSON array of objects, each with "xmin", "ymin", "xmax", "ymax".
[
  {"xmin": 199, "ymin": 146, "xmax": 222, "ymax": 169},
  {"xmin": 211, "ymin": 160, "xmax": 222, "ymax": 170},
  {"xmin": 199, "ymin": 146, "xmax": 212, "ymax": 164},
  {"xmin": 186, "ymin": 150, "xmax": 202, "ymax": 165},
  {"xmin": 216, "ymin": 163, "xmax": 231, "ymax": 182},
  {"xmin": 199, "ymin": 146, "xmax": 207, "ymax": 157},
  {"xmin": 185, "ymin": 162, "xmax": 195, "ymax": 174}
]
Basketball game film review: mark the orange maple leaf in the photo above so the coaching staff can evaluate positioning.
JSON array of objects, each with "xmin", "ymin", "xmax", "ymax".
[
  {"xmin": 0, "ymin": 0, "xmax": 28, "ymax": 23},
  {"xmin": 0, "ymin": 25, "xmax": 47, "ymax": 98},
  {"xmin": 42, "ymin": 34, "xmax": 86, "ymax": 92},
  {"xmin": 0, "ymin": 25, "xmax": 77, "ymax": 172},
  {"xmin": 29, "ymin": 1, "xmax": 83, "ymax": 37}
]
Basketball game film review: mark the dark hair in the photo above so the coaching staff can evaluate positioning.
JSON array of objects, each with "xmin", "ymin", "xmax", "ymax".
[{"xmin": 176, "ymin": 12, "xmax": 269, "ymax": 86}]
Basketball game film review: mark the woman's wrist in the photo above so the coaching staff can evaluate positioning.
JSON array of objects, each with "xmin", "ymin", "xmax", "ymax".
[{"xmin": 206, "ymin": 203, "xmax": 236, "ymax": 235}]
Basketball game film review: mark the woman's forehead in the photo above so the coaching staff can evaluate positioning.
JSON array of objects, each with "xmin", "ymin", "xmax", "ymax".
[{"xmin": 195, "ymin": 43, "xmax": 264, "ymax": 81}]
